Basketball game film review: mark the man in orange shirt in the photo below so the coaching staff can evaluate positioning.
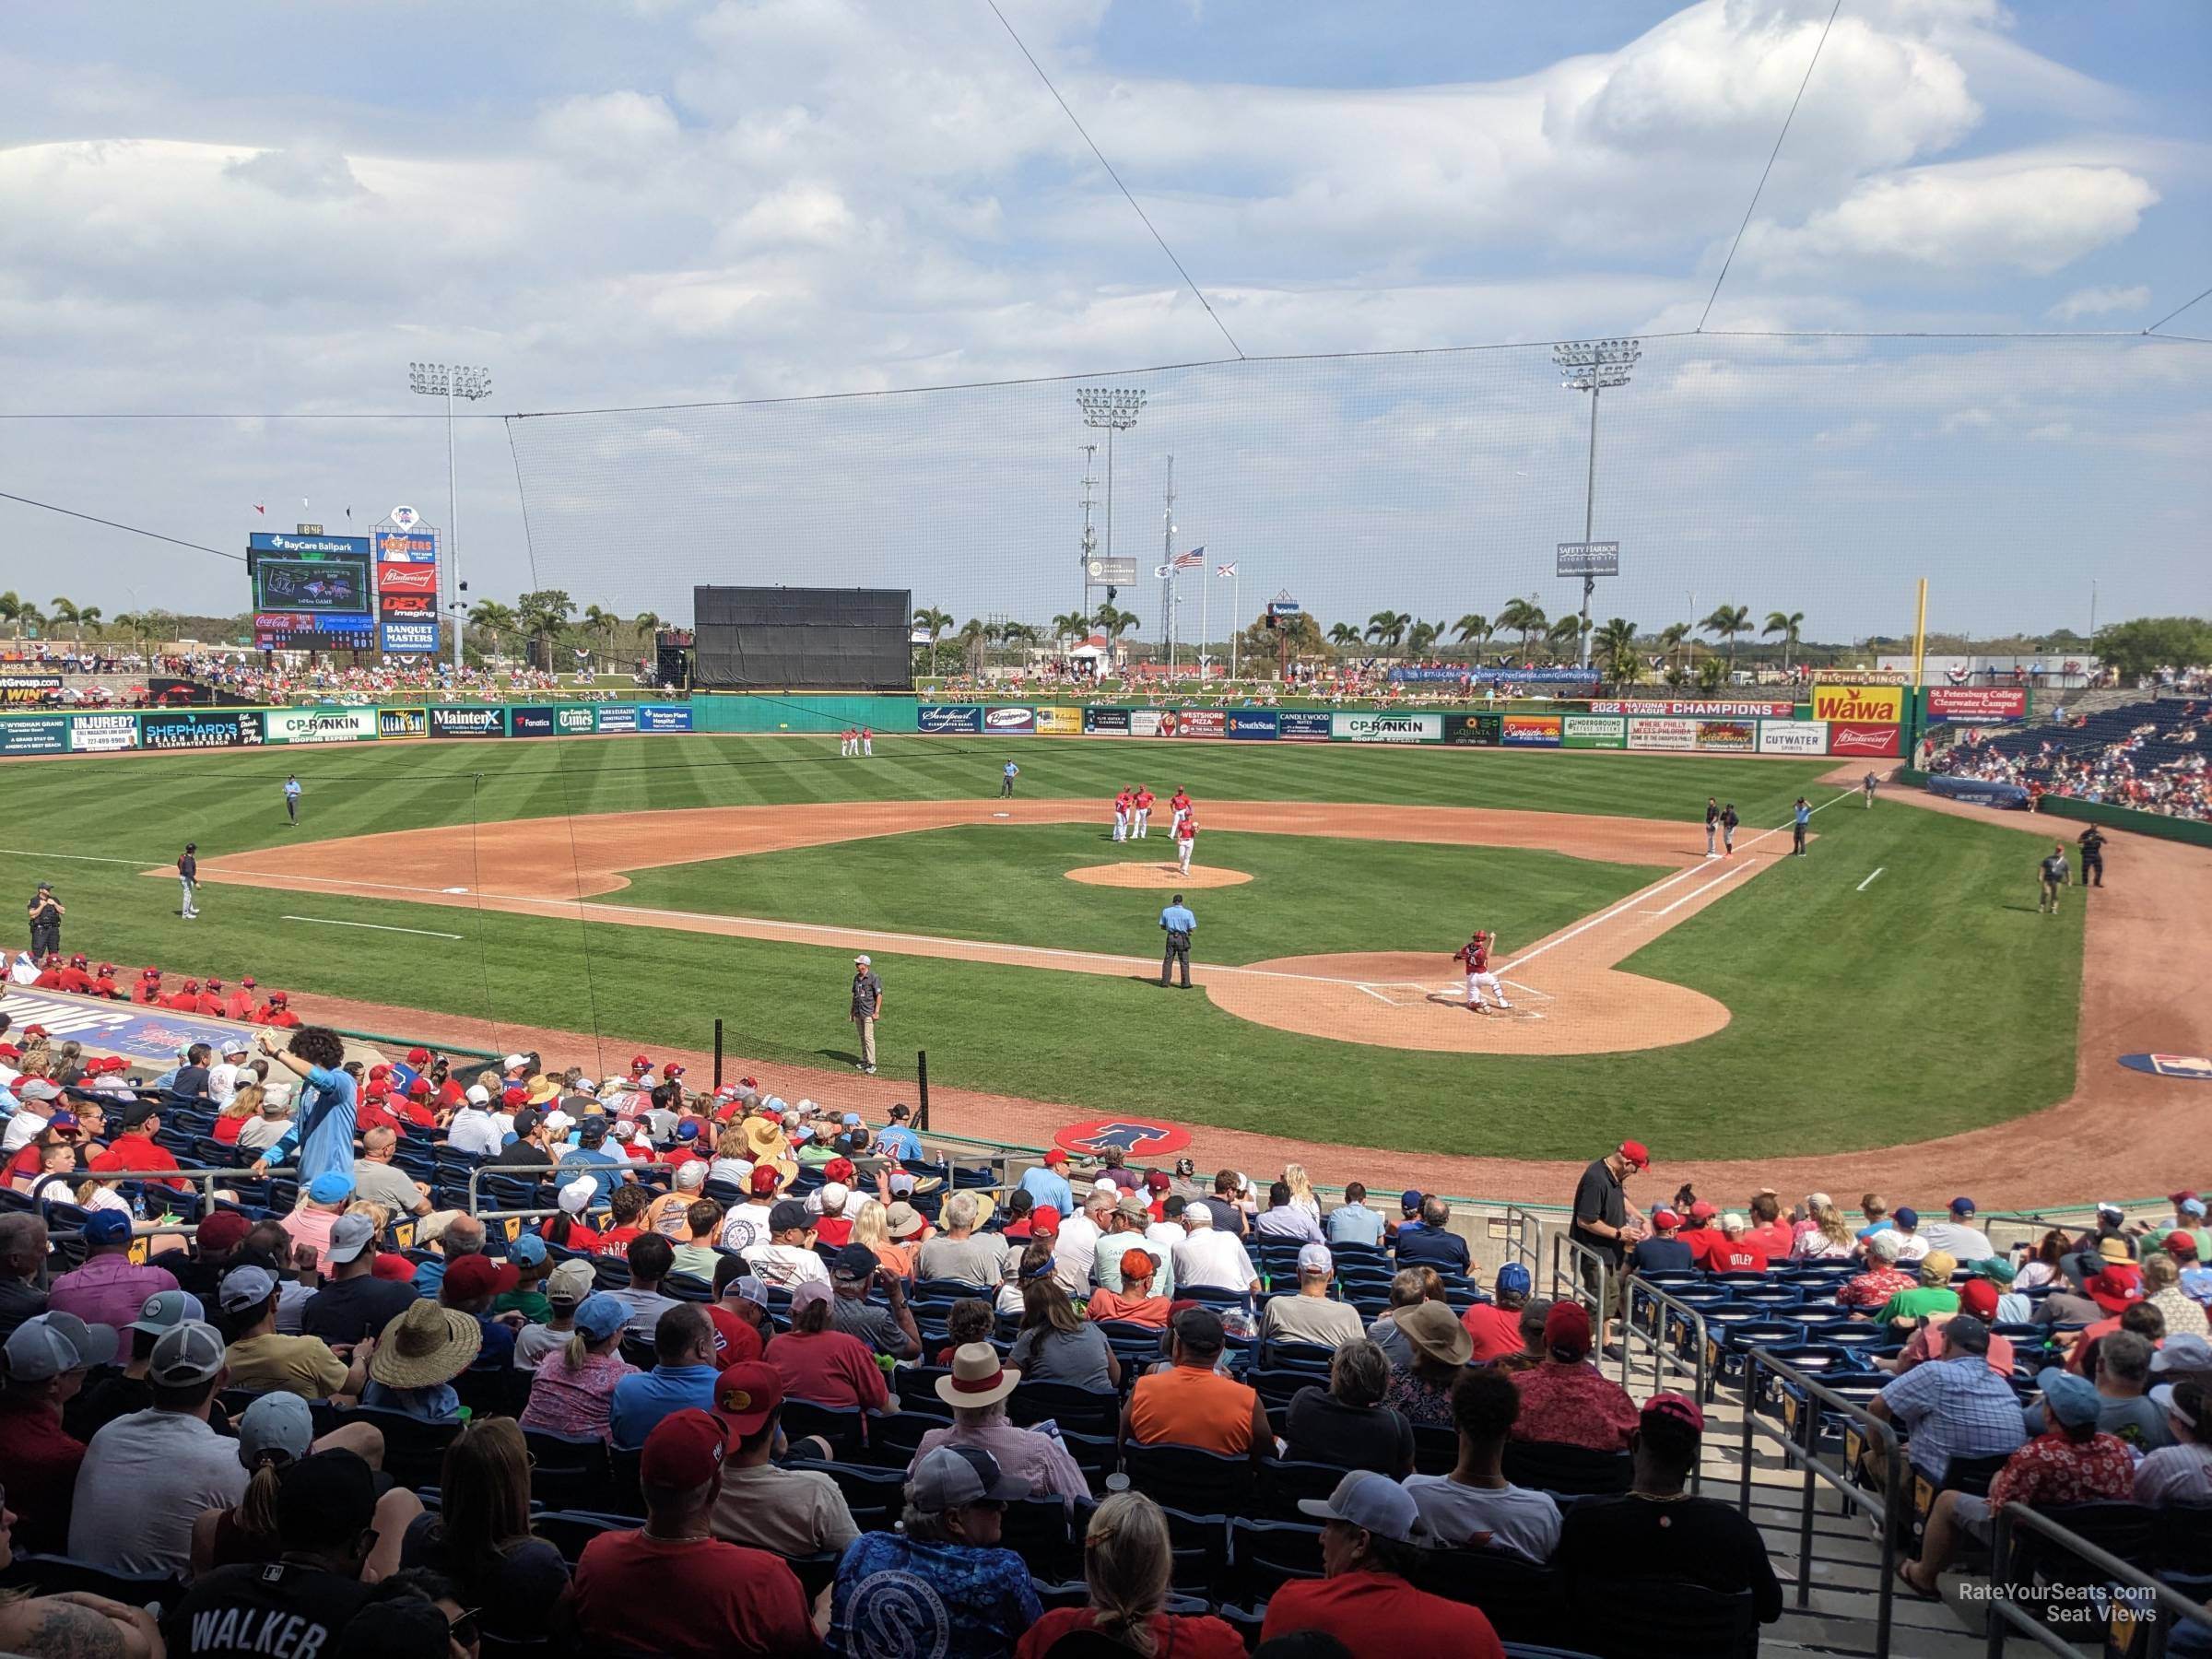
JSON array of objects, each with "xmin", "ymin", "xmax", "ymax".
[
  {"xmin": 1121, "ymin": 1306, "xmax": 1269, "ymax": 1462},
  {"xmin": 1261, "ymin": 1470, "xmax": 1504, "ymax": 1657}
]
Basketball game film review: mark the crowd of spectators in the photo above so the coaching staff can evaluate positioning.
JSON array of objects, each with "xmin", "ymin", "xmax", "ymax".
[
  {"xmin": 1935, "ymin": 698, "xmax": 2209, "ymax": 820},
  {"xmin": 3, "ymin": 1015, "xmax": 2211, "ymax": 1653}
]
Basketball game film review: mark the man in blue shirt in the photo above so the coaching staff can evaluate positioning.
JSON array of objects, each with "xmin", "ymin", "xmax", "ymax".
[
  {"xmin": 284, "ymin": 775, "xmax": 301, "ymax": 826},
  {"xmin": 608, "ymin": 1302, "xmax": 720, "ymax": 1448},
  {"xmin": 248, "ymin": 1027, "xmax": 358, "ymax": 1188},
  {"xmin": 1158, "ymin": 894, "xmax": 1196, "ymax": 989},
  {"xmin": 1394, "ymin": 1195, "xmax": 1473, "ymax": 1274},
  {"xmin": 1868, "ymin": 1315, "xmax": 2024, "ymax": 1483},
  {"xmin": 1325, "ymin": 1182, "xmax": 1385, "ymax": 1247},
  {"xmin": 1018, "ymin": 1148, "xmax": 1076, "ymax": 1218},
  {"xmin": 554, "ymin": 1115, "xmax": 631, "ymax": 1204},
  {"xmin": 830, "ymin": 1445, "xmax": 1041, "ymax": 1658},
  {"xmin": 875, "ymin": 1103, "xmax": 924, "ymax": 1165},
  {"xmin": 999, "ymin": 760, "xmax": 1018, "ymax": 797},
  {"xmin": 1792, "ymin": 796, "xmax": 1812, "ymax": 855}
]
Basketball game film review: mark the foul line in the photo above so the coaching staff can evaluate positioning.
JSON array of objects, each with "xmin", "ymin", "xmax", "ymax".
[
  {"xmin": 0, "ymin": 848, "xmax": 157, "ymax": 866},
  {"xmin": 1646, "ymin": 858, "xmax": 1755, "ymax": 919},
  {"xmin": 281, "ymin": 915, "xmax": 464, "ymax": 940},
  {"xmin": 1857, "ymin": 867, "xmax": 1886, "ymax": 892}
]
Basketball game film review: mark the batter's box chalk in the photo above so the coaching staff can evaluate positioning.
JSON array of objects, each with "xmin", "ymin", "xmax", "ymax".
[
  {"xmin": 993, "ymin": 812, "xmax": 1011, "ymax": 818},
  {"xmin": 441, "ymin": 887, "xmax": 470, "ymax": 894}
]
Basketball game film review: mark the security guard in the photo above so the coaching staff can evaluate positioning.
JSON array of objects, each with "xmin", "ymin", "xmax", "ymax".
[
  {"xmin": 2077, "ymin": 824, "xmax": 2106, "ymax": 888},
  {"xmin": 1158, "ymin": 893, "xmax": 1196, "ymax": 989},
  {"xmin": 24, "ymin": 882, "xmax": 62, "ymax": 958}
]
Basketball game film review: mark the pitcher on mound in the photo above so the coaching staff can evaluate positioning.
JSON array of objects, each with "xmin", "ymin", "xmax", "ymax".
[
  {"xmin": 1173, "ymin": 810, "xmax": 1197, "ymax": 877},
  {"xmin": 1455, "ymin": 929, "xmax": 1509, "ymax": 1013}
]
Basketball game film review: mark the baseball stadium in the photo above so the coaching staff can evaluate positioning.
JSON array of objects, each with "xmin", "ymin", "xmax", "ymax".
[{"xmin": 4, "ymin": 8, "xmax": 2212, "ymax": 1659}]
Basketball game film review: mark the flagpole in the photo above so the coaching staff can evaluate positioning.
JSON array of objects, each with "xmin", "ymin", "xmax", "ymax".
[
  {"xmin": 1201, "ymin": 553, "xmax": 1209, "ymax": 686},
  {"xmin": 1232, "ymin": 567, "xmax": 1240, "ymax": 681}
]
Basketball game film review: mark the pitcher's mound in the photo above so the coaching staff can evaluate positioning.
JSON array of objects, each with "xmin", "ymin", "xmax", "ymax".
[{"xmin": 1065, "ymin": 862, "xmax": 1253, "ymax": 890}]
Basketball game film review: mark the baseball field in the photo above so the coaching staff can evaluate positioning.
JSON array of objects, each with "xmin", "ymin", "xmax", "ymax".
[{"xmin": 0, "ymin": 730, "xmax": 2089, "ymax": 1163}]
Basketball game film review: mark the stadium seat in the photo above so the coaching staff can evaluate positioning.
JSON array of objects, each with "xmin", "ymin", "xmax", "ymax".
[
  {"xmin": 1006, "ymin": 1381, "xmax": 1121, "ymax": 1440},
  {"xmin": 1409, "ymin": 1546, "xmax": 1566, "ymax": 1645},
  {"xmin": 1124, "ymin": 1441, "xmax": 1253, "ymax": 1513},
  {"xmin": 1410, "ymin": 1422, "xmax": 1458, "ymax": 1477},
  {"xmin": 318, "ymin": 1403, "xmax": 462, "ymax": 1491},
  {"xmin": 1567, "ymin": 1577, "xmax": 1757, "ymax": 1659},
  {"xmin": 778, "ymin": 1399, "xmax": 865, "ymax": 1456},
  {"xmin": 785, "ymin": 1459, "xmax": 906, "ymax": 1531},
  {"xmin": 1254, "ymin": 1457, "xmax": 1346, "ymax": 1520},
  {"xmin": 1501, "ymin": 1441, "xmax": 1632, "ymax": 1496},
  {"xmin": 0, "ymin": 1553, "xmax": 185, "ymax": 1609},
  {"xmin": 522, "ymin": 1428, "xmax": 618, "ymax": 1513},
  {"xmin": 1229, "ymin": 1516, "xmax": 1324, "ymax": 1601},
  {"xmin": 535, "ymin": 1510, "xmax": 636, "ymax": 1564}
]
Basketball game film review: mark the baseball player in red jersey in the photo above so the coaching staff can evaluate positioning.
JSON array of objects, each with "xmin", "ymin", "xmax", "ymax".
[
  {"xmin": 1112, "ymin": 788, "xmax": 1135, "ymax": 843},
  {"xmin": 223, "ymin": 976, "xmax": 257, "ymax": 1020},
  {"xmin": 31, "ymin": 955, "xmax": 64, "ymax": 990},
  {"xmin": 255, "ymin": 991, "xmax": 301, "ymax": 1028},
  {"xmin": 134, "ymin": 968, "xmax": 164, "ymax": 1006},
  {"xmin": 162, "ymin": 978, "xmax": 202, "ymax": 1012},
  {"xmin": 56, "ymin": 954, "xmax": 96, "ymax": 995},
  {"xmin": 1174, "ymin": 810, "xmax": 1198, "ymax": 877},
  {"xmin": 1133, "ymin": 786, "xmax": 1156, "ymax": 839},
  {"xmin": 90, "ymin": 964, "xmax": 125, "ymax": 1001},
  {"xmin": 1169, "ymin": 787, "xmax": 1192, "ymax": 823},
  {"xmin": 196, "ymin": 977, "xmax": 229, "ymax": 1018},
  {"xmin": 861, "ymin": 726, "xmax": 874, "ymax": 758},
  {"xmin": 1454, "ymin": 930, "xmax": 1511, "ymax": 1013}
]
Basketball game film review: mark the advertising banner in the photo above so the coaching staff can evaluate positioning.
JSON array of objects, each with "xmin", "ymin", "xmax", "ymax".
[
  {"xmin": 511, "ymin": 706, "xmax": 559, "ymax": 736},
  {"xmin": 1756, "ymin": 720, "xmax": 1829, "ymax": 755},
  {"xmin": 1033, "ymin": 706, "xmax": 1082, "ymax": 735},
  {"xmin": 142, "ymin": 710, "xmax": 265, "ymax": 749},
  {"xmin": 982, "ymin": 706, "xmax": 1036, "ymax": 734},
  {"xmin": 267, "ymin": 709, "xmax": 377, "ymax": 745},
  {"xmin": 1927, "ymin": 687, "xmax": 2029, "ymax": 723},
  {"xmin": 594, "ymin": 705, "xmax": 640, "ymax": 734},
  {"xmin": 557, "ymin": 706, "xmax": 596, "ymax": 735},
  {"xmin": 1927, "ymin": 774, "xmax": 2030, "ymax": 809},
  {"xmin": 1176, "ymin": 711, "xmax": 1227, "ymax": 739},
  {"xmin": 1276, "ymin": 711, "xmax": 1334, "ymax": 742},
  {"xmin": 378, "ymin": 593, "xmax": 436, "ymax": 618},
  {"xmin": 1555, "ymin": 539, "xmax": 1621, "ymax": 576},
  {"xmin": 378, "ymin": 708, "xmax": 429, "ymax": 740},
  {"xmin": 379, "ymin": 620, "xmax": 439, "ymax": 654},
  {"xmin": 1226, "ymin": 712, "xmax": 1279, "ymax": 740},
  {"xmin": 636, "ymin": 704, "xmax": 693, "ymax": 733},
  {"xmin": 1694, "ymin": 719, "xmax": 1757, "ymax": 752},
  {"xmin": 1129, "ymin": 710, "xmax": 1170, "ymax": 737},
  {"xmin": 1501, "ymin": 714, "xmax": 1563, "ymax": 747},
  {"xmin": 1811, "ymin": 669, "xmax": 1910, "ymax": 687},
  {"xmin": 1591, "ymin": 699, "xmax": 1797, "ymax": 718},
  {"xmin": 375, "ymin": 563, "xmax": 439, "ymax": 594},
  {"xmin": 1812, "ymin": 685, "xmax": 1904, "ymax": 724},
  {"xmin": 1442, "ymin": 712, "xmax": 1502, "ymax": 747},
  {"xmin": 371, "ymin": 530, "xmax": 438, "ymax": 563},
  {"xmin": 1388, "ymin": 666, "xmax": 1599, "ymax": 687},
  {"xmin": 0, "ymin": 716, "xmax": 69, "ymax": 755},
  {"xmin": 1082, "ymin": 707, "xmax": 1132, "ymax": 735},
  {"xmin": 68, "ymin": 712, "xmax": 138, "ymax": 753},
  {"xmin": 428, "ymin": 706, "xmax": 506, "ymax": 739},
  {"xmin": 250, "ymin": 532, "xmax": 370, "ymax": 558},
  {"xmin": 1626, "ymin": 717, "xmax": 1698, "ymax": 751},
  {"xmin": 1828, "ymin": 722, "xmax": 1901, "ymax": 758},
  {"xmin": 0, "ymin": 674, "xmax": 62, "ymax": 705},
  {"xmin": 1333, "ymin": 712, "xmax": 1441, "ymax": 744},
  {"xmin": 1561, "ymin": 714, "xmax": 1625, "ymax": 748},
  {"xmin": 916, "ymin": 705, "xmax": 983, "ymax": 735}
]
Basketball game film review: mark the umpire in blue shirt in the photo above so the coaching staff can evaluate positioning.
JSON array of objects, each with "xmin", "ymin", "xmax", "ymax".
[{"xmin": 1159, "ymin": 894, "xmax": 1196, "ymax": 989}]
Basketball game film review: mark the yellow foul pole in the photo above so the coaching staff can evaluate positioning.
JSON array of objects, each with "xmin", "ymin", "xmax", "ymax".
[{"xmin": 1911, "ymin": 578, "xmax": 1929, "ymax": 689}]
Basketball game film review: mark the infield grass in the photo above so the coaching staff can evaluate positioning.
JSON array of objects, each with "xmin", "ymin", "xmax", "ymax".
[{"xmin": 0, "ymin": 734, "xmax": 2083, "ymax": 1159}]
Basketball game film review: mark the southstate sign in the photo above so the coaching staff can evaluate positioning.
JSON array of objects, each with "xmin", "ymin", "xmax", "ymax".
[{"xmin": 1812, "ymin": 685, "xmax": 1902, "ymax": 723}]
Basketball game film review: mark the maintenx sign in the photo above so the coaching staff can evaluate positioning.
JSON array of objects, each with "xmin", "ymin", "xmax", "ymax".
[{"xmin": 428, "ymin": 706, "xmax": 506, "ymax": 738}]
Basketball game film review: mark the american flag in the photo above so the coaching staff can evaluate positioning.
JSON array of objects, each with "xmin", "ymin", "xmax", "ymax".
[
  {"xmin": 1217, "ymin": 561, "xmax": 1238, "ymax": 578},
  {"xmin": 1172, "ymin": 547, "xmax": 1205, "ymax": 571}
]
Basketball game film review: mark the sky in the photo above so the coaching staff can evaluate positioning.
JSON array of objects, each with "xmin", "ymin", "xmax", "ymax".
[{"xmin": 0, "ymin": 0, "xmax": 2206, "ymax": 647}]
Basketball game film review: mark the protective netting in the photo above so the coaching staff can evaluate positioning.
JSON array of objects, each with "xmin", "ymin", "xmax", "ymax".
[{"xmin": 504, "ymin": 333, "xmax": 2209, "ymax": 650}]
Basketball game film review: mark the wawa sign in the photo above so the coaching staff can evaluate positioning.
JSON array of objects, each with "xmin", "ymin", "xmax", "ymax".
[{"xmin": 1811, "ymin": 686, "xmax": 1903, "ymax": 724}]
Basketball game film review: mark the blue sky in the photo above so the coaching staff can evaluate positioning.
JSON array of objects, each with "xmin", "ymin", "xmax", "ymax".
[{"xmin": 0, "ymin": 1, "xmax": 2205, "ymax": 645}]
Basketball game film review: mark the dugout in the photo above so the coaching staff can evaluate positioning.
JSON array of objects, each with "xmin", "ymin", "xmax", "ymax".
[{"xmin": 691, "ymin": 586, "xmax": 912, "ymax": 691}]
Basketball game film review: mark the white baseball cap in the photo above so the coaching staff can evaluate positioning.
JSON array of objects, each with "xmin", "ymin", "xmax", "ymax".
[
  {"xmin": 853, "ymin": 955, "xmax": 871, "ymax": 966},
  {"xmin": 465, "ymin": 1084, "xmax": 491, "ymax": 1106}
]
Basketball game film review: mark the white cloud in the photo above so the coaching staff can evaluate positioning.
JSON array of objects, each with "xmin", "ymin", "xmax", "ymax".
[
  {"xmin": 536, "ymin": 91, "xmax": 681, "ymax": 165},
  {"xmin": 2046, "ymin": 283, "xmax": 2150, "ymax": 321}
]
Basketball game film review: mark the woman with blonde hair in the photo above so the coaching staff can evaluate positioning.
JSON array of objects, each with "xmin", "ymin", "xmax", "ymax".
[
  {"xmin": 852, "ymin": 1197, "xmax": 919, "ymax": 1280},
  {"xmin": 706, "ymin": 1124, "xmax": 753, "ymax": 1190},
  {"xmin": 398, "ymin": 1417, "xmax": 570, "ymax": 1642},
  {"xmin": 1281, "ymin": 1161, "xmax": 1322, "ymax": 1224},
  {"xmin": 213, "ymin": 1080, "xmax": 266, "ymax": 1146},
  {"xmin": 1012, "ymin": 1489, "xmax": 1245, "ymax": 1657},
  {"xmin": 1791, "ymin": 1194, "xmax": 1856, "ymax": 1260}
]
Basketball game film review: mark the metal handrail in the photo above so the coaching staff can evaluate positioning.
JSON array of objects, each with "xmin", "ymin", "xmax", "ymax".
[
  {"xmin": 1616, "ymin": 1275, "xmax": 1712, "ymax": 1475},
  {"xmin": 1740, "ymin": 1346, "xmax": 1903, "ymax": 1659},
  {"xmin": 1549, "ymin": 1230, "xmax": 1614, "ymax": 1340},
  {"xmin": 1500, "ymin": 1204, "xmax": 1545, "ymax": 1285},
  {"xmin": 1984, "ymin": 1500, "xmax": 2212, "ymax": 1659}
]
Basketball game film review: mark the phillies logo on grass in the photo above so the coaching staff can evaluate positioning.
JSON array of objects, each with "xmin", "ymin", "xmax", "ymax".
[{"xmin": 1053, "ymin": 1118, "xmax": 1193, "ymax": 1159}]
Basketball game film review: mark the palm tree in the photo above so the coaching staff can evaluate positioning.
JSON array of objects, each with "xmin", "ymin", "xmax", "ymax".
[
  {"xmin": 48, "ymin": 598, "xmax": 78, "ymax": 640},
  {"xmin": 957, "ymin": 618, "xmax": 991, "ymax": 676},
  {"xmin": 0, "ymin": 593, "xmax": 18, "ymax": 634},
  {"xmin": 1327, "ymin": 622, "xmax": 1362, "ymax": 650},
  {"xmin": 76, "ymin": 606, "xmax": 101, "ymax": 641},
  {"xmin": 1658, "ymin": 622, "xmax": 1691, "ymax": 676},
  {"xmin": 1496, "ymin": 598, "xmax": 1547, "ymax": 658},
  {"xmin": 1697, "ymin": 654, "xmax": 1730, "ymax": 694},
  {"xmin": 1364, "ymin": 610, "xmax": 1411, "ymax": 650},
  {"xmin": 629, "ymin": 611, "xmax": 662, "ymax": 655},
  {"xmin": 1763, "ymin": 609, "xmax": 1806, "ymax": 671},
  {"xmin": 14, "ymin": 604, "xmax": 44, "ymax": 641},
  {"xmin": 1405, "ymin": 619, "xmax": 1443, "ymax": 657},
  {"xmin": 1545, "ymin": 616, "xmax": 1583, "ymax": 662},
  {"xmin": 1093, "ymin": 603, "xmax": 1139, "ymax": 641},
  {"xmin": 912, "ymin": 606, "xmax": 955, "ymax": 675},
  {"xmin": 1453, "ymin": 614, "xmax": 1492, "ymax": 654},
  {"xmin": 1050, "ymin": 611, "xmax": 1090, "ymax": 645},
  {"xmin": 517, "ymin": 590, "xmax": 576, "ymax": 665},
  {"xmin": 1700, "ymin": 604, "xmax": 1752, "ymax": 673},
  {"xmin": 1594, "ymin": 618, "xmax": 1641, "ymax": 683},
  {"xmin": 582, "ymin": 604, "xmax": 618, "ymax": 647},
  {"xmin": 467, "ymin": 599, "xmax": 519, "ymax": 653}
]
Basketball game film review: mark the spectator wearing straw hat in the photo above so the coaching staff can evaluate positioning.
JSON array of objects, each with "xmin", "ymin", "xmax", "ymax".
[
  {"xmin": 910, "ymin": 1341, "xmax": 1089, "ymax": 1506},
  {"xmin": 1382, "ymin": 1301, "xmax": 1472, "ymax": 1430},
  {"xmin": 363, "ymin": 1299, "xmax": 480, "ymax": 1422}
]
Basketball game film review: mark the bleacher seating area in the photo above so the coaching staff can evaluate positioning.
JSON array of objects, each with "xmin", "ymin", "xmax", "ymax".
[
  {"xmin": 1935, "ymin": 697, "xmax": 2210, "ymax": 819},
  {"xmin": 6, "ymin": 1068, "xmax": 2212, "ymax": 1657}
]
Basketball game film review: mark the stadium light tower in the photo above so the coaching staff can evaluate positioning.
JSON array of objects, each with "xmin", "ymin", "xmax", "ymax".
[
  {"xmin": 1077, "ymin": 386, "xmax": 1145, "ymax": 629},
  {"xmin": 1552, "ymin": 338, "xmax": 1639, "ymax": 669},
  {"xmin": 408, "ymin": 362, "xmax": 493, "ymax": 673}
]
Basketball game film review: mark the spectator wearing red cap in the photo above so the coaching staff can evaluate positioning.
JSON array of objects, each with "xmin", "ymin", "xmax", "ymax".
[
  {"xmin": 1019, "ymin": 1148, "xmax": 1077, "ymax": 1218},
  {"xmin": 559, "ymin": 1407, "xmax": 818, "ymax": 1657},
  {"xmin": 1556, "ymin": 1393, "xmax": 1783, "ymax": 1629},
  {"xmin": 1628, "ymin": 1208, "xmax": 1694, "ymax": 1275},
  {"xmin": 1880, "ymin": 1277, "xmax": 2018, "ymax": 1378},
  {"xmin": 1507, "ymin": 1302, "xmax": 1640, "ymax": 1451},
  {"xmin": 194, "ymin": 977, "xmax": 228, "ymax": 1019},
  {"xmin": 440, "ymin": 1253, "xmax": 522, "ymax": 1373},
  {"xmin": 254, "ymin": 991, "xmax": 300, "ymax": 1029},
  {"xmin": 1568, "ymin": 1141, "xmax": 1649, "ymax": 1313},
  {"xmin": 1676, "ymin": 1199, "xmax": 1720, "ymax": 1265},
  {"xmin": 709, "ymin": 1361, "xmax": 860, "ymax": 1557}
]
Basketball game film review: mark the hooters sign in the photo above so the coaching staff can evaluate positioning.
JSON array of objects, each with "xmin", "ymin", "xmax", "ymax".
[{"xmin": 1812, "ymin": 686, "xmax": 1903, "ymax": 724}]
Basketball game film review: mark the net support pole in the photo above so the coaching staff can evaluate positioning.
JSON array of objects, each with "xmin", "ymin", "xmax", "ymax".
[
  {"xmin": 712, "ymin": 1018, "xmax": 724, "ymax": 1091},
  {"xmin": 915, "ymin": 1048, "xmax": 930, "ymax": 1135}
]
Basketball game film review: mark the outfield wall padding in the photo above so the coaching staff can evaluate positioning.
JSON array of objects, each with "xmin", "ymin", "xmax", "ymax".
[{"xmin": 2032, "ymin": 793, "xmax": 2212, "ymax": 850}]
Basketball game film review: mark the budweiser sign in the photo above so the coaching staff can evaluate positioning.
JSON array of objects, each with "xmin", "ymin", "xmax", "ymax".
[{"xmin": 1829, "ymin": 722, "xmax": 1900, "ymax": 757}]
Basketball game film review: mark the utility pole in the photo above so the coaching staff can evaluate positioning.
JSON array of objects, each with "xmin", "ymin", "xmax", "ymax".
[
  {"xmin": 1078, "ymin": 443, "xmax": 1099, "ymax": 624},
  {"xmin": 1161, "ymin": 456, "xmax": 1176, "ymax": 675},
  {"xmin": 1077, "ymin": 387, "xmax": 1144, "ymax": 641},
  {"xmin": 1551, "ymin": 339, "xmax": 1639, "ymax": 670},
  {"xmin": 408, "ymin": 362, "xmax": 491, "ymax": 673}
]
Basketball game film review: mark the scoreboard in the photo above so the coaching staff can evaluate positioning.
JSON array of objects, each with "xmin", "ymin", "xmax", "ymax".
[{"xmin": 250, "ymin": 533, "xmax": 374, "ymax": 649}]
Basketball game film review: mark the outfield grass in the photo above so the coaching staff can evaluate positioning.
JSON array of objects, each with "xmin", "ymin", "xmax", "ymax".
[
  {"xmin": 0, "ymin": 735, "xmax": 2083, "ymax": 1159},
  {"xmin": 611, "ymin": 825, "xmax": 1662, "ymax": 963}
]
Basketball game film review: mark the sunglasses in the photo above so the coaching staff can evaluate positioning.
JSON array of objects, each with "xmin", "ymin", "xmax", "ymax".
[{"xmin": 448, "ymin": 1607, "xmax": 481, "ymax": 1649}]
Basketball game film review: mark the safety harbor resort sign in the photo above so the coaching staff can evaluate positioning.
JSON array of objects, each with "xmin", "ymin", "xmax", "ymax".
[
  {"xmin": 1332, "ymin": 712, "xmax": 1441, "ymax": 743},
  {"xmin": 1811, "ymin": 685, "xmax": 1904, "ymax": 724}
]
